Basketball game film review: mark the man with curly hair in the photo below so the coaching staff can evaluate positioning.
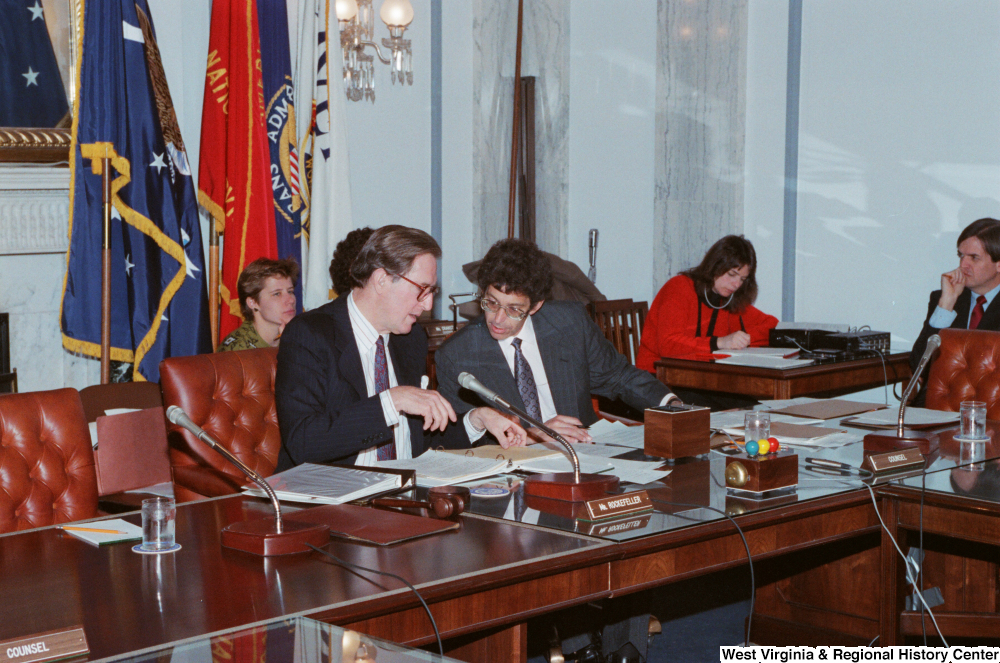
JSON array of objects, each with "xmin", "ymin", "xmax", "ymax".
[{"xmin": 436, "ymin": 238, "xmax": 678, "ymax": 444}]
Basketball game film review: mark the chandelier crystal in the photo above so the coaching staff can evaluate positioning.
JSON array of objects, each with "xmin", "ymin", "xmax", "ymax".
[{"xmin": 336, "ymin": 0, "xmax": 413, "ymax": 103}]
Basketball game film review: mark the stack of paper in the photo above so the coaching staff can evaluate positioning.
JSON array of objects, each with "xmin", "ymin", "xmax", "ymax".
[
  {"xmin": 440, "ymin": 444, "xmax": 614, "ymax": 476},
  {"xmin": 60, "ymin": 519, "xmax": 143, "ymax": 546},
  {"xmin": 588, "ymin": 419, "xmax": 646, "ymax": 449},
  {"xmin": 849, "ymin": 407, "xmax": 959, "ymax": 428},
  {"xmin": 245, "ymin": 463, "xmax": 402, "ymax": 504},
  {"xmin": 713, "ymin": 351, "xmax": 815, "ymax": 369},
  {"xmin": 371, "ymin": 450, "xmax": 510, "ymax": 487}
]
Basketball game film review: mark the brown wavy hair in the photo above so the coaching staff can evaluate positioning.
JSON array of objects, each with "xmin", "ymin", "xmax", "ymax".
[
  {"xmin": 238, "ymin": 258, "xmax": 300, "ymax": 320},
  {"xmin": 349, "ymin": 225, "xmax": 441, "ymax": 288},
  {"xmin": 681, "ymin": 235, "xmax": 759, "ymax": 313}
]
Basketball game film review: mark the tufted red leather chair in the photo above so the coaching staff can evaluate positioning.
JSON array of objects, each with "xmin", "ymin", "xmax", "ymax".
[
  {"xmin": 925, "ymin": 328, "xmax": 1000, "ymax": 418},
  {"xmin": 159, "ymin": 348, "xmax": 280, "ymax": 502},
  {"xmin": 0, "ymin": 389, "xmax": 99, "ymax": 532}
]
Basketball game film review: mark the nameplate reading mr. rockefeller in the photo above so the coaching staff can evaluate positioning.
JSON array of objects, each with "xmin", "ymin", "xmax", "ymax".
[{"xmin": 584, "ymin": 491, "xmax": 653, "ymax": 521}]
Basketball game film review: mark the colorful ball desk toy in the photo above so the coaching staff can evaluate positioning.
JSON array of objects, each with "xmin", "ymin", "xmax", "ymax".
[
  {"xmin": 725, "ymin": 436, "xmax": 797, "ymax": 495},
  {"xmin": 743, "ymin": 437, "xmax": 780, "ymax": 457}
]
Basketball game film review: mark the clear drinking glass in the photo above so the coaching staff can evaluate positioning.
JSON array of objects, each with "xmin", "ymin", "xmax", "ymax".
[
  {"xmin": 960, "ymin": 401, "xmax": 987, "ymax": 440},
  {"xmin": 141, "ymin": 497, "xmax": 176, "ymax": 551},
  {"xmin": 744, "ymin": 411, "xmax": 771, "ymax": 442}
]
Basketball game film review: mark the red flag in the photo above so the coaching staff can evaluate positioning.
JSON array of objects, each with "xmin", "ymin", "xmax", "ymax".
[{"xmin": 198, "ymin": 0, "xmax": 279, "ymax": 341}]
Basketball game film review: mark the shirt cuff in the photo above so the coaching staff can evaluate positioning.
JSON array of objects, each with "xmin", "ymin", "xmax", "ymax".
[
  {"xmin": 379, "ymin": 391, "xmax": 401, "ymax": 427},
  {"xmin": 660, "ymin": 393, "xmax": 680, "ymax": 406},
  {"xmin": 463, "ymin": 409, "xmax": 488, "ymax": 443},
  {"xmin": 928, "ymin": 306, "xmax": 957, "ymax": 330}
]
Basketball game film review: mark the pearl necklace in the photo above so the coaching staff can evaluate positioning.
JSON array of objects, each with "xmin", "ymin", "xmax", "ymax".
[{"xmin": 703, "ymin": 288, "xmax": 734, "ymax": 310}]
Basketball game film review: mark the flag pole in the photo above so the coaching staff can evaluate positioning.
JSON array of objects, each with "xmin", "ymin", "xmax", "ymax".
[
  {"xmin": 209, "ymin": 225, "xmax": 220, "ymax": 350},
  {"xmin": 100, "ymin": 153, "xmax": 112, "ymax": 384},
  {"xmin": 506, "ymin": 0, "xmax": 524, "ymax": 239}
]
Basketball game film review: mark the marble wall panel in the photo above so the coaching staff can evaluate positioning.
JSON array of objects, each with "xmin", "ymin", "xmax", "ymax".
[
  {"xmin": 473, "ymin": 0, "xmax": 569, "ymax": 258},
  {"xmin": 654, "ymin": 0, "xmax": 748, "ymax": 288},
  {"xmin": 474, "ymin": 0, "xmax": 518, "ymax": 257},
  {"xmin": 523, "ymin": 0, "xmax": 569, "ymax": 257},
  {"xmin": 0, "ymin": 166, "xmax": 100, "ymax": 392}
]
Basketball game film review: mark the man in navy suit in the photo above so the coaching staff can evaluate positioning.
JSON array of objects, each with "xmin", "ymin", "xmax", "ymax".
[
  {"xmin": 912, "ymin": 218, "xmax": 1000, "ymax": 377},
  {"xmin": 436, "ymin": 238, "xmax": 676, "ymax": 445},
  {"xmin": 274, "ymin": 226, "xmax": 524, "ymax": 470}
]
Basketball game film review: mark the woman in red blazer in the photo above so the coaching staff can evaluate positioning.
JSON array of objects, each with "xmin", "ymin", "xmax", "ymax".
[{"xmin": 637, "ymin": 235, "xmax": 778, "ymax": 371}]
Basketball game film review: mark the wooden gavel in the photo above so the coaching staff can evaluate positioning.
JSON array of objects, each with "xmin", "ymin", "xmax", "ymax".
[{"xmin": 371, "ymin": 485, "xmax": 471, "ymax": 519}]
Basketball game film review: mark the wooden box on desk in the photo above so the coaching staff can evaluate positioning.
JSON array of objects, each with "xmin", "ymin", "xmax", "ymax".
[
  {"xmin": 644, "ymin": 403, "xmax": 711, "ymax": 459},
  {"xmin": 724, "ymin": 451, "xmax": 798, "ymax": 493}
]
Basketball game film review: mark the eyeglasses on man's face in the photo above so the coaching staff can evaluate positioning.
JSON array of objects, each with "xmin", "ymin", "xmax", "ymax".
[
  {"xmin": 395, "ymin": 273, "xmax": 441, "ymax": 301},
  {"xmin": 480, "ymin": 296, "xmax": 528, "ymax": 321}
]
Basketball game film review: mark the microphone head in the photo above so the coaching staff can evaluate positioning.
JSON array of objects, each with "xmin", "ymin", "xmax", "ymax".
[
  {"xmin": 926, "ymin": 334, "xmax": 942, "ymax": 351},
  {"xmin": 165, "ymin": 405, "xmax": 184, "ymax": 424},
  {"xmin": 457, "ymin": 372, "xmax": 476, "ymax": 389}
]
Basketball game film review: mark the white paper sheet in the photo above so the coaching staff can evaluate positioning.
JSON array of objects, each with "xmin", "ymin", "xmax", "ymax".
[{"xmin": 588, "ymin": 419, "xmax": 646, "ymax": 449}]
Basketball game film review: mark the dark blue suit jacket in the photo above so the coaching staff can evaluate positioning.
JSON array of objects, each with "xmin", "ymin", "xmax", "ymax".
[{"xmin": 275, "ymin": 296, "xmax": 467, "ymax": 470}]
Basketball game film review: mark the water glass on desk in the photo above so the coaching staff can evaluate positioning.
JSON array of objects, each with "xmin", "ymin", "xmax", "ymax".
[
  {"xmin": 960, "ymin": 401, "xmax": 987, "ymax": 440},
  {"xmin": 141, "ymin": 497, "xmax": 176, "ymax": 551},
  {"xmin": 744, "ymin": 411, "xmax": 771, "ymax": 442}
]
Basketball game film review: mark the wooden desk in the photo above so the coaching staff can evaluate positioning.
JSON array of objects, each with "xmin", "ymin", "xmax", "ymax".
[
  {"xmin": 0, "ymin": 498, "xmax": 610, "ymax": 661},
  {"xmin": 0, "ymin": 483, "xmax": 894, "ymax": 660},
  {"xmin": 655, "ymin": 352, "xmax": 912, "ymax": 399},
  {"xmin": 878, "ymin": 468, "xmax": 1000, "ymax": 645}
]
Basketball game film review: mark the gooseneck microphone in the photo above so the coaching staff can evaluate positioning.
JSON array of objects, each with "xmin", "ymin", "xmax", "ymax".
[
  {"xmin": 897, "ymin": 334, "xmax": 940, "ymax": 436},
  {"xmin": 458, "ymin": 371, "xmax": 582, "ymax": 483},
  {"xmin": 166, "ymin": 405, "xmax": 284, "ymax": 533}
]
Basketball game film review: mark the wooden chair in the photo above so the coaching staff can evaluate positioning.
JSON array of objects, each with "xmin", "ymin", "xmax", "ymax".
[
  {"xmin": 587, "ymin": 298, "xmax": 649, "ymax": 365},
  {"xmin": 588, "ymin": 299, "xmax": 650, "ymax": 420}
]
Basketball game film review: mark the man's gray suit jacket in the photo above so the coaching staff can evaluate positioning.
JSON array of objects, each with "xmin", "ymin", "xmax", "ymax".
[{"xmin": 435, "ymin": 300, "xmax": 671, "ymax": 427}]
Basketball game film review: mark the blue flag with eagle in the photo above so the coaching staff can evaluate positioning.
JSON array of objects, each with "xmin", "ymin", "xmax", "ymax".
[{"xmin": 61, "ymin": 0, "xmax": 211, "ymax": 382}]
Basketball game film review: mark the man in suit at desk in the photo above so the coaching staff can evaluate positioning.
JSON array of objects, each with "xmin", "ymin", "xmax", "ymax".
[
  {"xmin": 912, "ymin": 218, "xmax": 1000, "ymax": 393},
  {"xmin": 274, "ymin": 226, "xmax": 525, "ymax": 470},
  {"xmin": 436, "ymin": 238, "xmax": 678, "ymax": 443}
]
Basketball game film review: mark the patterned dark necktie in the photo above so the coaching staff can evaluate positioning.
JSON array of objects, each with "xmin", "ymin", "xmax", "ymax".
[
  {"xmin": 970, "ymin": 295, "xmax": 987, "ymax": 330},
  {"xmin": 512, "ymin": 338, "xmax": 542, "ymax": 422},
  {"xmin": 374, "ymin": 336, "xmax": 396, "ymax": 461}
]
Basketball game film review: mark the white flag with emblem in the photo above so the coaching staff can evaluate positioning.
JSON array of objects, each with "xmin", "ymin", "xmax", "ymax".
[{"xmin": 293, "ymin": 0, "xmax": 354, "ymax": 310}]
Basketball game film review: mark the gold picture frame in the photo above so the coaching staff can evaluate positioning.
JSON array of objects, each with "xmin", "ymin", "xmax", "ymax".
[{"xmin": 0, "ymin": 0, "xmax": 78, "ymax": 164}]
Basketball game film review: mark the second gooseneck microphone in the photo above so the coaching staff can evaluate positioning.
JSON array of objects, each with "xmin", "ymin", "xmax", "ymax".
[{"xmin": 166, "ymin": 405, "xmax": 284, "ymax": 533}]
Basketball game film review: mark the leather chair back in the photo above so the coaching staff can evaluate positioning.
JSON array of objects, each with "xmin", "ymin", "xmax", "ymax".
[
  {"xmin": 0, "ymin": 389, "xmax": 99, "ymax": 532},
  {"xmin": 160, "ymin": 348, "xmax": 279, "ymax": 502},
  {"xmin": 925, "ymin": 328, "xmax": 1000, "ymax": 418}
]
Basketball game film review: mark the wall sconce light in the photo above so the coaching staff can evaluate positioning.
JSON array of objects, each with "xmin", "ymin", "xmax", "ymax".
[{"xmin": 335, "ymin": 0, "xmax": 413, "ymax": 103}]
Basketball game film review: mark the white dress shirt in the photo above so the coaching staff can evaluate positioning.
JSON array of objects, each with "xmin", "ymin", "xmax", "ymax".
[
  {"xmin": 347, "ymin": 293, "xmax": 412, "ymax": 463},
  {"xmin": 495, "ymin": 314, "xmax": 677, "ymax": 419},
  {"xmin": 929, "ymin": 282, "xmax": 1000, "ymax": 329},
  {"xmin": 496, "ymin": 315, "xmax": 559, "ymax": 422}
]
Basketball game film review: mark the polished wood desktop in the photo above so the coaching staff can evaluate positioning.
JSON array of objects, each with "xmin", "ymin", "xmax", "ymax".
[
  {"xmin": 655, "ymin": 351, "xmax": 912, "ymax": 400},
  {"xmin": 3, "ymin": 429, "xmax": 997, "ymax": 660},
  {"xmin": 0, "ymin": 497, "xmax": 608, "ymax": 661}
]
